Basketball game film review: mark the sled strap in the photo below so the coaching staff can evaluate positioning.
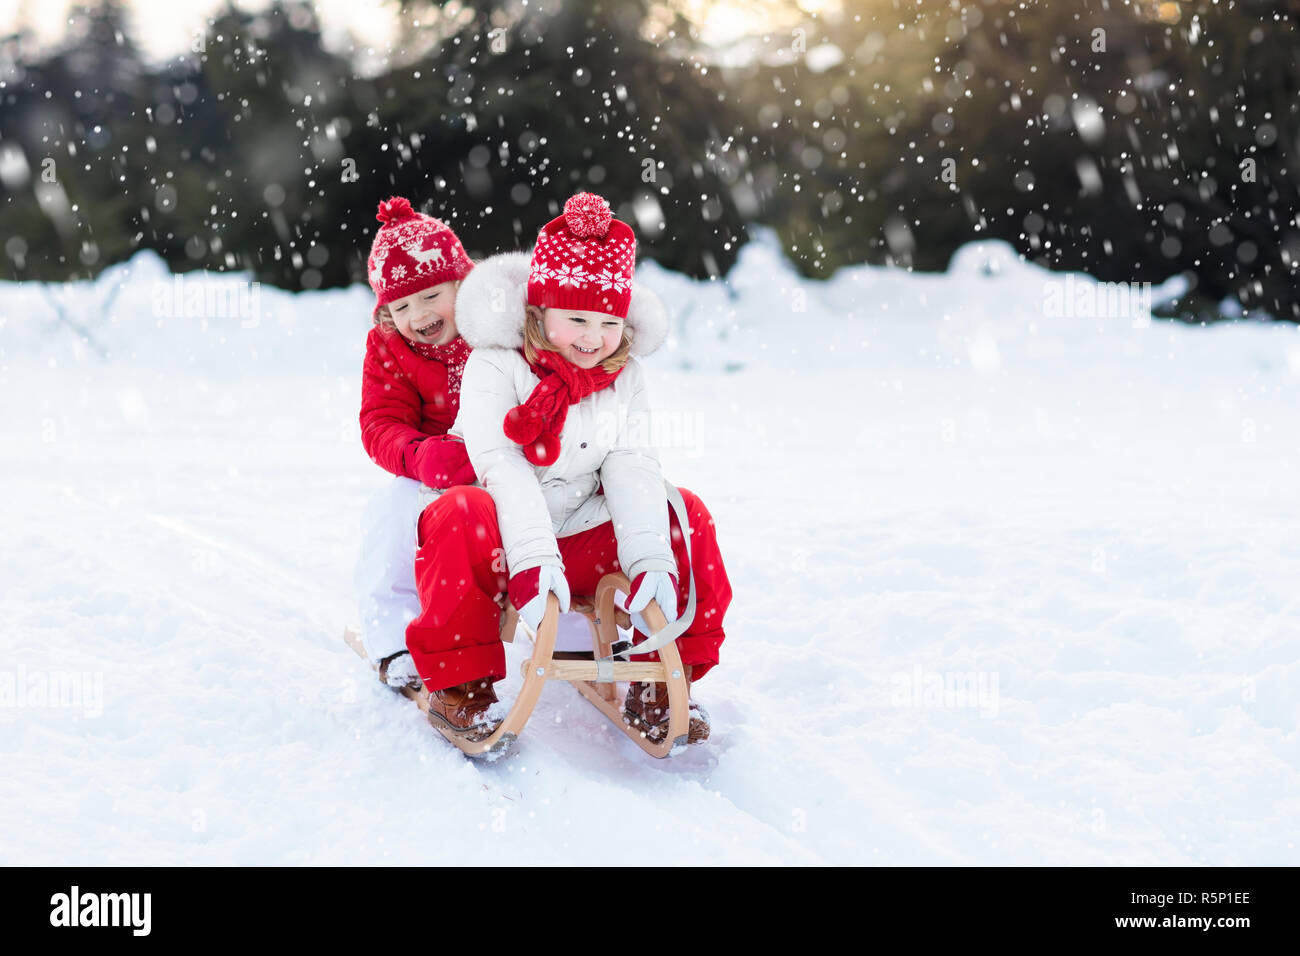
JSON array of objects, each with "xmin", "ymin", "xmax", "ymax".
[{"xmin": 603, "ymin": 480, "xmax": 697, "ymax": 664}]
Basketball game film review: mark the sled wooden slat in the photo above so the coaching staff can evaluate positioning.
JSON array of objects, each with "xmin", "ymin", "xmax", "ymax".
[
  {"xmin": 540, "ymin": 661, "xmax": 667, "ymax": 681},
  {"xmin": 344, "ymin": 572, "xmax": 692, "ymax": 759}
]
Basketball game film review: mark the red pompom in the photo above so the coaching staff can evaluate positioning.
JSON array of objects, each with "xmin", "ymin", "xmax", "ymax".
[
  {"xmin": 523, "ymin": 432, "xmax": 561, "ymax": 467},
  {"xmin": 503, "ymin": 405, "xmax": 543, "ymax": 444},
  {"xmin": 376, "ymin": 196, "xmax": 416, "ymax": 225},
  {"xmin": 563, "ymin": 193, "xmax": 613, "ymax": 238}
]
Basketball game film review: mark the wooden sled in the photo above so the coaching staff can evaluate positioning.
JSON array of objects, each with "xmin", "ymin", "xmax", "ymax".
[{"xmin": 343, "ymin": 572, "xmax": 692, "ymax": 759}]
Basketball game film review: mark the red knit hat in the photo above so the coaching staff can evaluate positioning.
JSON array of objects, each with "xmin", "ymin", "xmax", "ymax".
[
  {"xmin": 367, "ymin": 197, "xmax": 473, "ymax": 321},
  {"xmin": 527, "ymin": 193, "xmax": 636, "ymax": 319}
]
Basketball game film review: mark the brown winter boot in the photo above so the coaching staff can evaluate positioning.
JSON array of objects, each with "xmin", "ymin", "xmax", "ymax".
[
  {"xmin": 377, "ymin": 650, "xmax": 423, "ymax": 691},
  {"xmin": 622, "ymin": 670, "xmax": 710, "ymax": 745},
  {"xmin": 427, "ymin": 677, "xmax": 502, "ymax": 739}
]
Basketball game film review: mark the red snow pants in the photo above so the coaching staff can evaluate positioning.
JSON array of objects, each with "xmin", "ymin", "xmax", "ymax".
[{"xmin": 405, "ymin": 485, "xmax": 732, "ymax": 693}]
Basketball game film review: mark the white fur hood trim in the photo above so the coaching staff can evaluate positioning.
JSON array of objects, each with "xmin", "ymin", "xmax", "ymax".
[{"xmin": 455, "ymin": 251, "xmax": 669, "ymax": 357}]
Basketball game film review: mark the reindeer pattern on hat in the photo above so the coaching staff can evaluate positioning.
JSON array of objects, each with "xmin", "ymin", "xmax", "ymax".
[
  {"xmin": 404, "ymin": 241, "xmax": 447, "ymax": 275},
  {"xmin": 366, "ymin": 196, "xmax": 474, "ymax": 314}
]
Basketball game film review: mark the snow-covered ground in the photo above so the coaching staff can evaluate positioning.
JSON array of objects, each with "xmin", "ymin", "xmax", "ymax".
[{"xmin": 2, "ymin": 233, "xmax": 1297, "ymax": 864}]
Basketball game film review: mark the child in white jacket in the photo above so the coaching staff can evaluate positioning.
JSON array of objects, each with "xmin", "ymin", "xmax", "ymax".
[{"xmin": 403, "ymin": 193, "xmax": 733, "ymax": 742}]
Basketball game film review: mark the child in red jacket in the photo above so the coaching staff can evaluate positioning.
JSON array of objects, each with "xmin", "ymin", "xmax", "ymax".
[{"xmin": 354, "ymin": 197, "xmax": 478, "ymax": 688}]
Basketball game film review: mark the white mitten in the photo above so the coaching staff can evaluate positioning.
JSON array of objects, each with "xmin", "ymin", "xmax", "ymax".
[
  {"xmin": 517, "ymin": 565, "xmax": 572, "ymax": 634},
  {"xmin": 626, "ymin": 570, "xmax": 679, "ymax": 635}
]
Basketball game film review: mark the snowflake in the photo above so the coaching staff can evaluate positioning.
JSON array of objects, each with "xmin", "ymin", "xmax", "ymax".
[
  {"xmin": 530, "ymin": 264, "xmax": 555, "ymax": 284},
  {"xmin": 594, "ymin": 270, "xmax": 630, "ymax": 293},
  {"xmin": 553, "ymin": 264, "xmax": 589, "ymax": 287},
  {"xmin": 390, "ymin": 264, "xmax": 407, "ymax": 279}
]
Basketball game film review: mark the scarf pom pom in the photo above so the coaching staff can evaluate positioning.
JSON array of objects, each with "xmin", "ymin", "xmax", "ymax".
[
  {"xmin": 522, "ymin": 432, "xmax": 561, "ymax": 467},
  {"xmin": 504, "ymin": 405, "xmax": 543, "ymax": 443}
]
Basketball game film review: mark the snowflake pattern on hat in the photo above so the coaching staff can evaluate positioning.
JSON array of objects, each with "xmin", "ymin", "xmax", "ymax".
[
  {"xmin": 527, "ymin": 194, "xmax": 636, "ymax": 318},
  {"xmin": 594, "ymin": 269, "xmax": 630, "ymax": 293},
  {"xmin": 554, "ymin": 264, "xmax": 590, "ymax": 287}
]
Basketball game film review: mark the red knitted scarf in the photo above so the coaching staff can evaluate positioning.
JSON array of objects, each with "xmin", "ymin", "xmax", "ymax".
[
  {"xmin": 503, "ymin": 348, "xmax": 624, "ymax": 466},
  {"xmin": 405, "ymin": 334, "xmax": 472, "ymax": 395}
]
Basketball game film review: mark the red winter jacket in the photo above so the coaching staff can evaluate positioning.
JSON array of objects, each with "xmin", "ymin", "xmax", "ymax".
[{"xmin": 359, "ymin": 326, "xmax": 473, "ymax": 484}]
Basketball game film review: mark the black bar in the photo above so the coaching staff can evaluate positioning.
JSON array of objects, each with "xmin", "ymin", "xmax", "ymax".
[{"xmin": 3, "ymin": 866, "xmax": 1292, "ymax": 943}]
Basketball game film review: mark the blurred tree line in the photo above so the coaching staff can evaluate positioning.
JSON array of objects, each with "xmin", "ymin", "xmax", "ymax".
[{"xmin": 0, "ymin": 0, "xmax": 1296, "ymax": 321}]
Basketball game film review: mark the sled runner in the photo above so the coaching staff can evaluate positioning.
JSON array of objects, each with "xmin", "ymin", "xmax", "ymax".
[{"xmin": 343, "ymin": 572, "xmax": 692, "ymax": 760}]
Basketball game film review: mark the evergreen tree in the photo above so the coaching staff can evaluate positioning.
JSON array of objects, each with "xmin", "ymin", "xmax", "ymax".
[{"xmin": 383, "ymin": 0, "xmax": 747, "ymax": 277}]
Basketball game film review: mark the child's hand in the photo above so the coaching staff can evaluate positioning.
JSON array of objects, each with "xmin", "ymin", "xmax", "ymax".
[
  {"xmin": 509, "ymin": 566, "xmax": 571, "ymax": 634},
  {"xmin": 627, "ymin": 571, "xmax": 680, "ymax": 627},
  {"xmin": 407, "ymin": 435, "xmax": 477, "ymax": 489}
]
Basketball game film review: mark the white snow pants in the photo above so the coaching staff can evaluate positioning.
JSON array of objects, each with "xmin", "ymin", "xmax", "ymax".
[
  {"xmin": 354, "ymin": 476, "xmax": 597, "ymax": 664},
  {"xmin": 354, "ymin": 477, "xmax": 430, "ymax": 663}
]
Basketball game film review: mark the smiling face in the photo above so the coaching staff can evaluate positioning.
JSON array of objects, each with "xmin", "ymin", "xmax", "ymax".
[
  {"xmin": 383, "ymin": 280, "xmax": 460, "ymax": 346},
  {"xmin": 531, "ymin": 305, "xmax": 626, "ymax": 369}
]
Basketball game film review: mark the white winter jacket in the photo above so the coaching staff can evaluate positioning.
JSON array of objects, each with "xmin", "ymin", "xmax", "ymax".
[{"xmin": 451, "ymin": 252, "xmax": 677, "ymax": 582}]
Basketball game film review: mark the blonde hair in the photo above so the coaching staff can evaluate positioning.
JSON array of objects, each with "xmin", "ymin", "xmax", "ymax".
[
  {"xmin": 524, "ymin": 306, "xmax": 632, "ymax": 373},
  {"xmin": 374, "ymin": 304, "xmax": 398, "ymax": 334}
]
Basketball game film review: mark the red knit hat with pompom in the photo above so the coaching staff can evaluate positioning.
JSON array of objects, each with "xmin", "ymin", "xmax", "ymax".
[
  {"xmin": 367, "ymin": 196, "xmax": 473, "ymax": 322},
  {"xmin": 527, "ymin": 192, "xmax": 636, "ymax": 319}
]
